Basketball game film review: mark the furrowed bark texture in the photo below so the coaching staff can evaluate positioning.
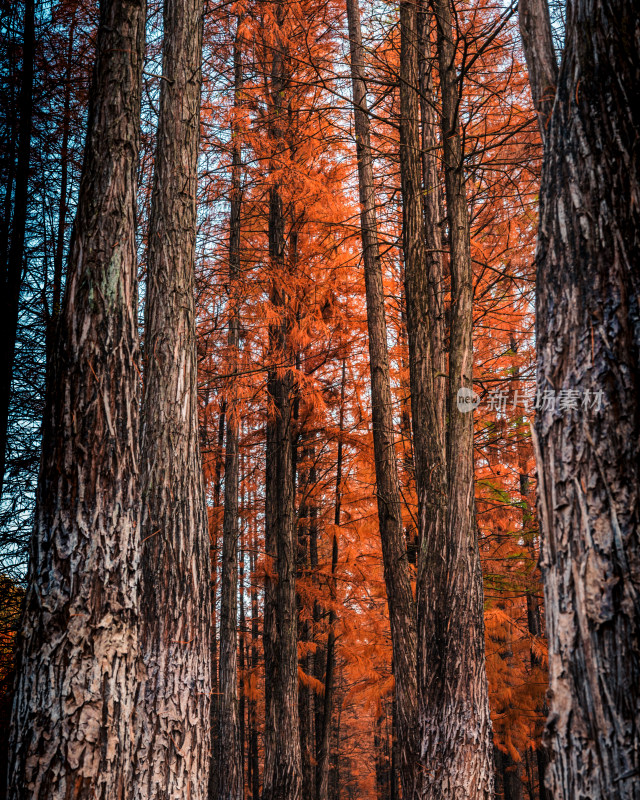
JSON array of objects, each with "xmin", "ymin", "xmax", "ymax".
[
  {"xmin": 6, "ymin": 0, "xmax": 145, "ymax": 796},
  {"xmin": 345, "ymin": 1, "xmax": 419, "ymax": 796},
  {"xmin": 217, "ymin": 15, "xmax": 244, "ymax": 800},
  {"xmin": 262, "ymin": 4, "xmax": 303, "ymax": 794},
  {"xmin": 135, "ymin": 0, "xmax": 211, "ymax": 795},
  {"xmin": 532, "ymin": 1, "xmax": 640, "ymax": 796},
  {"xmin": 417, "ymin": 0, "xmax": 493, "ymax": 796}
]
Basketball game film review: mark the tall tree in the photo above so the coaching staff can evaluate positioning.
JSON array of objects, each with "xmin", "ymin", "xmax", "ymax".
[
  {"xmin": 134, "ymin": 0, "xmax": 211, "ymax": 794},
  {"xmin": 345, "ymin": 0, "xmax": 420, "ymax": 795},
  {"xmin": 218, "ymin": 12, "xmax": 244, "ymax": 800},
  {"xmin": 6, "ymin": 0, "xmax": 146, "ymax": 794},
  {"xmin": 415, "ymin": 0, "xmax": 494, "ymax": 795},
  {"xmin": 522, "ymin": 0, "xmax": 640, "ymax": 796},
  {"xmin": 262, "ymin": 1, "xmax": 303, "ymax": 795}
]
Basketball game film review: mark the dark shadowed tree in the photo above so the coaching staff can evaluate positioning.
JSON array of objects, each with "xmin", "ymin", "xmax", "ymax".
[
  {"xmin": 521, "ymin": 0, "xmax": 640, "ymax": 796},
  {"xmin": 0, "ymin": 0, "xmax": 34, "ymax": 503}
]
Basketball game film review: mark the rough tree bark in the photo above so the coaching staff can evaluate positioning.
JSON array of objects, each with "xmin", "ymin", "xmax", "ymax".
[
  {"xmin": 134, "ymin": 0, "xmax": 210, "ymax": 794},
  {"xmin": 6, "ymin": 0, "xmax": 146, "ymax": 795},
  {"xmin": 262, "ymin": 2, "xmax": 303, "ymax": 794},
  {"xmin": 345, "ymin": 0, "xmax": 420, "ymax": 796},
  {"xmin": 526, "ymin": 0, "xmax": 640, "ymax": 796},
  {"xmin": 217, "ymin": 13, "xmax": 244, "ymax": 800},
  {"xmin": 0, "ymin": 0, "xmax": 35, "ymax": 502},
  {"xmin": 416, "ymin": 0, "xmax": 494, "ymax": 796}
]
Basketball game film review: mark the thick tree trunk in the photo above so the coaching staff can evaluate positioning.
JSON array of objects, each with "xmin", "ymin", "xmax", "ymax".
[
  {"xmin": 0, "ymin": 0, "xmax": 34, "ymax": 502},
  {"xmin": 134, "ymin": 0, "xmax": 210, "ymax": 795},
  {"xmin": 345, "ymin": 1, "xmax": 419, "ymax": 796},
  {"xmin": 529, "ymin": 0, "xmax": 640, "ymax": 796},
  {"xmin": 417, "ymin": 0, "xmax": 494, "ymax": 796},
  {"xmin": 6, "ymin": 0, "xmax": 146, "ymax": 795},
  {"xmin": 218, "ymin": 15, "xmax": 244, "ymax": 800}
]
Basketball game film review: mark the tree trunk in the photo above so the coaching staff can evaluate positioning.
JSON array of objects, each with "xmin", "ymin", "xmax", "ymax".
[
  {"xmin": 417, "ymin": 0, "xmax": 494, "ymax": 796},
  {"xmin": 6, "ymin": 0, "xmax": 146, "ymax": 795},
  {"xmin": 210, "ymin": 402, "xmax": 226, "ymax": 800},
  {"xmin": 262, "ymin": 226, "xmax": 302, "ymax": 799},
  {"xmin": 0, "ymin": 0, "xmax": 35, "ymax": 502},
  {"xmin": 417, "ymin": 0, "xmax": 446, "ymax": 428},
  {"xmin": 345, "ymin": 1, "xmax": 419, "ymax": 796},
  {"xmin": 218, "ymin": 14, "xmax": 244, "ymax": 800},
  {"xmin": 250, "ymin": 523, "xmax": 261, "ymax": 800},
  {"xmin": 262, "ymin": 6, "xmax": 303, "ymax": 792},
  {"xmin": 134, "ymin": 0, "xmax": 210, "ymax": 794},
  {"xmin": 517, "ymin": 0, "xmax": 557, "ymax": 140},
  {"xmin": 528, "ymin": 0, "xmax": 640, "ymax": 796},
  {"xmin": 317, "ymin": 360, "xmax": 345, "ymax": 800}
]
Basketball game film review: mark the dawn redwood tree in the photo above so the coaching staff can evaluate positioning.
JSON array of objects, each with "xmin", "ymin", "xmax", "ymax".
[
  {"xmin": 217, "ymin": 13, "xmax": 244, "ymax": 800},
  {"xmin": 410, "ymin": 0, "xmax": 494, "ymax": 795},
  {"xmin": 134, "ymin": 0, "xmax": 211, "ymax": 795},
  {"xmin": 345, "ymin": 0, "xmax": 419, "ymax": 795},
  {"xmin": 262, "ymin": 1, "xmax": 303, "ymax": 796},
  {"xmin": 521, "ymin": 0, "xmax": 640, "ymax": 796},
  {"xmin": 5, "ymin": 0, "xmax": 146, "ymax": 795}
]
